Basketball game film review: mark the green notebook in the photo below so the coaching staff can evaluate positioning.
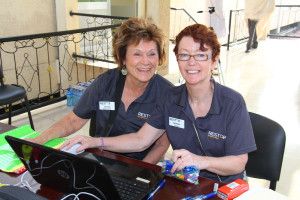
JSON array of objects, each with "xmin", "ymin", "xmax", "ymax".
[{"xmin": 0, "ymin": 125, "xmax": 65, "ymax": 174}]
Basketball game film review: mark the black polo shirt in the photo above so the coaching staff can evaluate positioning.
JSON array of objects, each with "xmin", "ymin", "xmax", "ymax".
[
  {"xmin": 147, "ymin": 80, "xmax": 257, "ymax": 182},
  {"xmin": 74, "ymin": 68, "xmax": 173, "ymax": 160}
]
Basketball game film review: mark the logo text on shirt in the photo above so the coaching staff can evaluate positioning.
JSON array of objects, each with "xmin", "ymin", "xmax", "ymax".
[
  {"xmin": 137, "ymin": 112, "xmax": 150, "ymax": 120},
  {"xmin": 207, "ymin": 131, "xmax": 226, "ymax": 140}
]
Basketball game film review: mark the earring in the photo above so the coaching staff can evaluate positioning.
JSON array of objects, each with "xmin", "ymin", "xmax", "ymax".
[{"xmin": 121, "ymin": 67, "xmax": 127, "ymax": 75}]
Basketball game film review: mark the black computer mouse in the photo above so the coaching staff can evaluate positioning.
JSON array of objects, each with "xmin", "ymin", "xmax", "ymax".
[{"xmin": 0, "ymin": 185, "xmax": 46, "ymax": 200}]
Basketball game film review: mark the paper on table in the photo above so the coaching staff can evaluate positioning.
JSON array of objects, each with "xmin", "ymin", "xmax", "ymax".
[
  {"xmin": 234, "ymin": 186, "xmax": 289, "ymax": 200},
  {"xmin": 0, "ymin": 125, "xmax": 65, "ymax": 174}
]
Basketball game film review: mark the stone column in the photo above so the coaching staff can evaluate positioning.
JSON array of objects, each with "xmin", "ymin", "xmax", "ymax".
[
  {"xmin": 55, "ymin": 0, "xmax": 79, "ymax": 31},
  {"xmin": 145, "ymin": 0, "xmax": 170, "ymax": 76},
  {"xmin": 55, "ymin": 0, "xmax": 80, "ymax": 89}
]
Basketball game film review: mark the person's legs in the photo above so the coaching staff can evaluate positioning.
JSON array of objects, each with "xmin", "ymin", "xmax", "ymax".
[
  {"xmin": 246, "ymin": 19, "xmax": 258, "ymax": 52},
  {"xmin": 246, "ymin": 19, "xmax": 253, "ymax": 52},
  {"xmin": 252, "ymin": 25, "xmax": 258, "ymax": 49}
]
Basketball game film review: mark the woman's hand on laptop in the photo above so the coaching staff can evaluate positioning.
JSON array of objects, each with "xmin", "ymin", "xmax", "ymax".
[{"xmin": 60, "ymin": 135, "xmax": 101, "ymax": 152}]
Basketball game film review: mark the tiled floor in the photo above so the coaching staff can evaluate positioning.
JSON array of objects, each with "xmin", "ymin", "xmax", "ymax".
[{"xmin": 2, "ymin": 38, "xmax": 300, "ymax": 199}]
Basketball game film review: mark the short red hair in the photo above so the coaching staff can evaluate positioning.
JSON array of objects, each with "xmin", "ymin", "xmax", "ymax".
[{"xmin": 173, "ymin": 24, "xmax": 220, "ymax": 62}]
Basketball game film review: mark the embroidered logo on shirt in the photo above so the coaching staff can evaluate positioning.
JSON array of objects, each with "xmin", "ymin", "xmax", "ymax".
[
  {"xmin": 169, "ymin": 117, "xmax": 185, "ymax": 129},
  {"xmin": 137, "ymin": 112, "xmax": 150, "ymax": 120},
  {"xmin": 207, "ymin": 131, "xmax": 226, "ymax": 140}
]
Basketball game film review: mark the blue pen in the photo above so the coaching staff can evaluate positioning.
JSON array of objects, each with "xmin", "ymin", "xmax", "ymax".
[
  {"xmin": 200, "ymin": 192, "xmax": 217, "ymax": 199},
  {"xmin": 147, "ymin": 179, "xmax": 166, "ymax": 200},
  {"xmin": 182, "ymin": 192, "xmax": 217, "ymax": 200}
]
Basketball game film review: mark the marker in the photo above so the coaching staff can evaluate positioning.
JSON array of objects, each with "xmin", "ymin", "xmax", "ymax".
[{"xmin": 147, "ymin": 179, "xmax": 166, "ymax": 200}]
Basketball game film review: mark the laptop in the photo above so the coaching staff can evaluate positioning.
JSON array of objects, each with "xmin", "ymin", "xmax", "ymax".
[{"xmin": 5, "ymin": 136, "xmax": 164, "ymax": 200}]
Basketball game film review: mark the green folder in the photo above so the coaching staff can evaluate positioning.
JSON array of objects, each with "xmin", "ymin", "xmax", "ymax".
[{"xmin": 0, "ymin": 125, "xmax": 65, "ymax": 174}]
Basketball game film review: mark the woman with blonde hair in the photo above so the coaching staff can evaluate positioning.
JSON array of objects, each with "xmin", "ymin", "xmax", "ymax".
[{"xmin": 33, "ymin": 18, "xmax": 173, "ymax": 164}]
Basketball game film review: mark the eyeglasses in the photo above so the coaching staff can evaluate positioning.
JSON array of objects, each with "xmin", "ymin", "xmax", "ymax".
[{"xmin": 177, "ymin": 53, "xmax": 211, "ymax": 61}]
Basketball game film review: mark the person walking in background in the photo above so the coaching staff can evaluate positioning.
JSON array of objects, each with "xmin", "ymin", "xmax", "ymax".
[{"xmin": 244, "ymin": 0, "xmax": 275, "ymax": 53}]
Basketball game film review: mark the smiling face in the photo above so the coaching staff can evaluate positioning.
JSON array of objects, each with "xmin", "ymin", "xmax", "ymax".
[
  {"xmin": 124, "ymin": 39, "xmax": 159, "ymax": 84},
  {"xmin": 177, "ymin": 36, "xmax": 218, "ymax": 86}
]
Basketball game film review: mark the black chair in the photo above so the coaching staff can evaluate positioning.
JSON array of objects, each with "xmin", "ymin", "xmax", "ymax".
[
  {"xmin": 0, "ymin": 63, "xmax": 34, "ymax": 129},
  {"xmin": 246, "ymin": 112, "xmax": 286, "ymax": 190}
]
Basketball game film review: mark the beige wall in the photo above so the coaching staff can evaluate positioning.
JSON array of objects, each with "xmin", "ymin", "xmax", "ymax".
[
  {"xmin": 55, "ymin": 0, "xmax": 80, "ymax": 91},
  {"xmin": 145, "ymin": 0, "xmax": 170, "ymax": 75},
  {"xmin": 111, "ymin": 0, "xmax": 137, "ymax": 17},
  {"xmin": 137, "ymin": 0, "xmax": 146, "ymax": 18},
  {"xmin": 56, "ymin": 0, "xmax": 79, "ymax": 31},
  {"xmin": 0, "ymin": 0, "xmax": 56, "ymax": 36},
  {"xmin": 0, "ymin": 0, "xmax": 57, "ymax": 99},
  {"xmin": 0, "ymin": 0, "xmax": 81, "ymax": 99}
]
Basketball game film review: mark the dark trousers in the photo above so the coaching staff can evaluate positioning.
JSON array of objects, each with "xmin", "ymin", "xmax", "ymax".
[{"xmin": 247, "ymin": 19, "xmax": 258, "ymax": 50}]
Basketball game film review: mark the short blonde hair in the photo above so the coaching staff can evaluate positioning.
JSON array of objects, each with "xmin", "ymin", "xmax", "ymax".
[{"xmin": 113, "ymin": 18, "xmax": 166, "ymax": 68}]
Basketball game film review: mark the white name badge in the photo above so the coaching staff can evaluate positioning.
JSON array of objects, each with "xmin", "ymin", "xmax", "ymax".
[
  {"xmin": 99, "ymin": 101, "xmax": 115, "ymax": 110},
  {"xmin": 169, "ymin": 117, "xmax": 185, "ymax": 129}
]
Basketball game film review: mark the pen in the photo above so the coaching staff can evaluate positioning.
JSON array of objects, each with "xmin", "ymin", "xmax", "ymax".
[
  {"xmin": 200, "ymin": 192, "xmax": 217, "ymax": 199},
  {"xmin": 147, "ymin": 179, "xmax": 166, "ymax": 200},
  {"xmin": 181, "ymin": 192, "xmax": 217, "ymax": 200},
  {"xmin": 182, "ymin": 182, "xmax": 219, "ymax": 200}
]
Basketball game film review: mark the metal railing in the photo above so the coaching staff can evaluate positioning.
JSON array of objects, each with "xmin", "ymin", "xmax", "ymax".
[
  {"xmin": 170, "ymin": 7, "xmax": 198, "ymax": 42},
  {"xmin": 70, "ymin": 11, "xmax": 128, "ymax": 28},
  {"xmin": 225, "ymin": 5, "xmax": 300, "ymax": 50},
  {"xmin": 225, "ymin": 9, "xmax": 248, "ymax": 50},
  {"xmin": 269, "ymin": 5, "xmax": 300, "ymax": 38},
  {"xmin": 69, "ymin": 11, "xmax": 128, "ymax": 64},
  {"xmin": 0, "ymin": 23, "xmax": 121, "ymax": 119}
]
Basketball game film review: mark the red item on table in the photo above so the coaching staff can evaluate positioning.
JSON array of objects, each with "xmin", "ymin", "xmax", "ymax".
[{"xmin": 217, "ymin": 179, "xmax": 249, "ymax": 200}]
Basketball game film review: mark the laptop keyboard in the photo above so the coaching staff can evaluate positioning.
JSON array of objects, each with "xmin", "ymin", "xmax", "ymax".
[{"xmin": 111, "ymin": 175, "xmax": 149, "ymax": 200}]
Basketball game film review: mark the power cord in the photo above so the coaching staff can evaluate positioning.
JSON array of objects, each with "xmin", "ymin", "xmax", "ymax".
[
  {"xmin": 13, "ymin": 170, "xmax": 34, "ymax": 192},
  {"xmin": 60, "ymin": 192, "xmax": 103, "ymax": 200},
  {"xmin": 17, "ymin": 153, "xmax": 107, "ymax": 199}
]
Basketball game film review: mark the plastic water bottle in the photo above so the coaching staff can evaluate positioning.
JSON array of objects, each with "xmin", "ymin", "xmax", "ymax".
[
  {"xmin": 71, "ymin": 85, "xmax": 85, "ymax": 106},
  {"xmin": 72, "ymin": 87, "xmax": 79, "ymax": 106},
  {"xmin": 66, "ymin": 89, "xmax": 73, "ymax": 107},
  {"xmin": 66, "ymin": 81, "xmax": 92, "ymax": 107}
]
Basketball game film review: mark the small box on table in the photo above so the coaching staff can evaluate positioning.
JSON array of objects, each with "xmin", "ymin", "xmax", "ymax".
[{"xmin": 217, "ymin": 179, "xmax": 249, "ymax": 200}]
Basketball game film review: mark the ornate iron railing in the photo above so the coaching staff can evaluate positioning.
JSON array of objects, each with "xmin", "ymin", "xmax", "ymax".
[
  {"xmin": 70, "ymin": 11, "xmax": 128, "ymax": 28},
  {"xmin": 69, "ymin": 11, "xmax": 128, "ymax": 66},
  {"xmin": 0, "ymin": 24, "xmax": 121, "ymax": 119}
]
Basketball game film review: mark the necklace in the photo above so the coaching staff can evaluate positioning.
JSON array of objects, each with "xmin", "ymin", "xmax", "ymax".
[
  {"xmin": 192, "ymin": 122, "xmax": 222, "ymax": 182},
  {"xmin": 188, "ymin": 82, "xmax": 214, "ymax": 118}
]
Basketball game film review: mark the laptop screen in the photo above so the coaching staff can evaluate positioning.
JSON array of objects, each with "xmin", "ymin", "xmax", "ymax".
[{"xmin": 5, "ymin": 136, "xmax": 164, "ymax": 200}]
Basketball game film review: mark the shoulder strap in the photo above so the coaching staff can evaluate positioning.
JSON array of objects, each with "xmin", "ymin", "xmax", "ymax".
[
  {"xmin": 103, "ymin": 71, "xmax": 126, "ymax": 136},
  {"xmin": 89, "ymin": 71, "xmax": 126, "ymax": 137}
]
